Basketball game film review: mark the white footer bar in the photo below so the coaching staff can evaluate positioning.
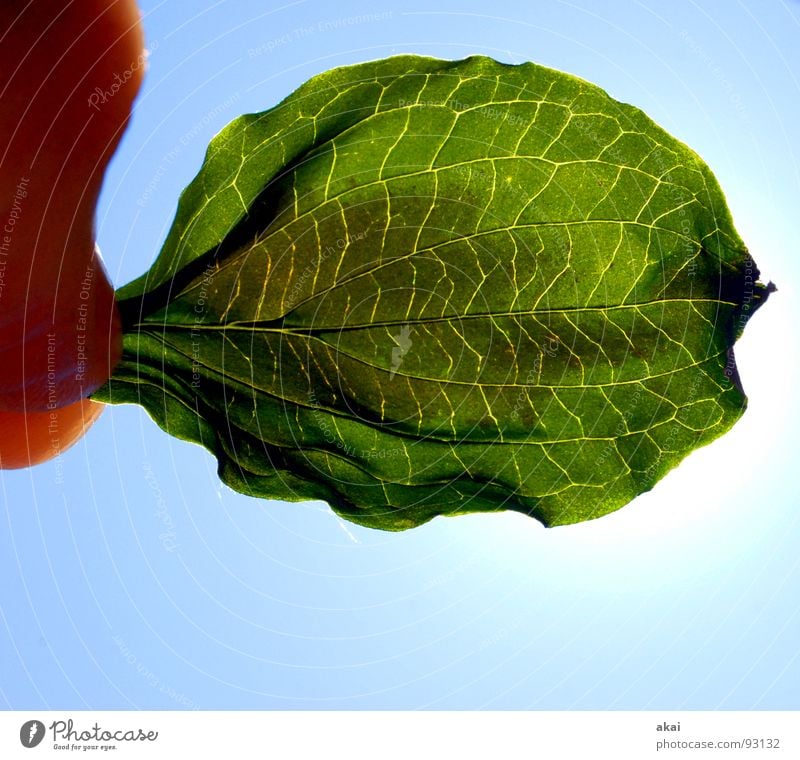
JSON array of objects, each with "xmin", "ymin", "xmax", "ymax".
[{"xmin": 1, "ymin": 710, "xmax": 797, "ymax": 758}]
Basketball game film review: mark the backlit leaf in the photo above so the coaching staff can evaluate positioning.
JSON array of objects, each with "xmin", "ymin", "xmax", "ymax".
[{"xmin": 95, "ymin": 55, "xmax": 773, "ymax": 529}]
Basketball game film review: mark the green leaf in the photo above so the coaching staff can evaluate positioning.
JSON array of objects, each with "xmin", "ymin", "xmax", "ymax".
[{"xmin": 95, "ymin": 55, "xmax": 773, "ymax": 530}]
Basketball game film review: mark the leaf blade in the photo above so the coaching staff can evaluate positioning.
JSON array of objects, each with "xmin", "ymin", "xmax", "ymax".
[{"xmin": 99, "ymin": 55, "xmax": 772, "ymax": 530}]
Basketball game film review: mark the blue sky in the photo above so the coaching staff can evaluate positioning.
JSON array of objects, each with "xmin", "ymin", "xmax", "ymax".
[{"xmin": 1, "ymin": 0, "xmax": 798, "ymax": 709}]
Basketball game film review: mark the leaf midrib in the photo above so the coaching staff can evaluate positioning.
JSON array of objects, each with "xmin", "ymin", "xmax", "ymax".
[{"xmin": 143, "ymin": 324, "xmax": 730, "ymax": 392}]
